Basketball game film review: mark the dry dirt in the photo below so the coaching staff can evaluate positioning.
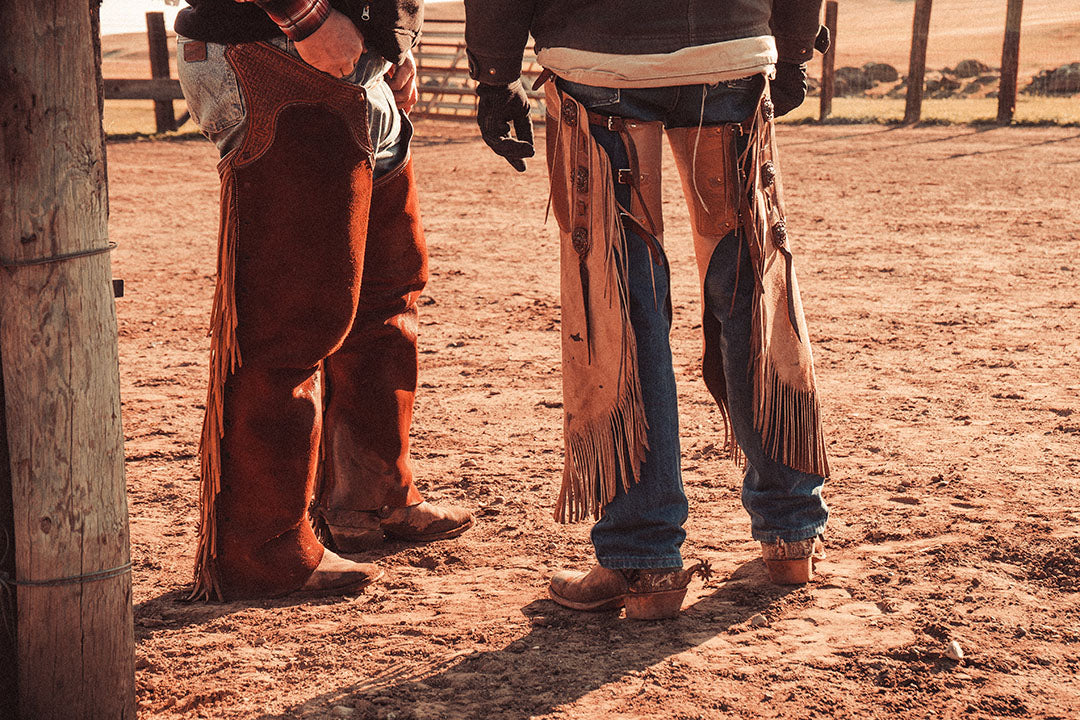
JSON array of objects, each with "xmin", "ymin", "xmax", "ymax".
[{"xmin": 111, "ymin": 121, "xmax": 1080, "ymax": 719}]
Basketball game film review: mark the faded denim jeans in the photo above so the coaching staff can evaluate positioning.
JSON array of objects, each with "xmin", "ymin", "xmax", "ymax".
[
  {"xmin": 557, "ymin": 77, "xmax": 830, "ymax": 570},
  {"xmin": 176, "ymin": 35, "xmax": 409, "ymax": 176}
]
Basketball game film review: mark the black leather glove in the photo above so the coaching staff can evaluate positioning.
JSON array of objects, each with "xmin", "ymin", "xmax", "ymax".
[
  {"xmin": 476, "ymin": 80, "xmax": 534, "ymax": 172},
  {"xmin": 815, "ymin": 24, "xmax": 831, "ymax": 55},
  {"xmin": 772, "ymin": 61, "xmax": 808, "ymax": 117}
]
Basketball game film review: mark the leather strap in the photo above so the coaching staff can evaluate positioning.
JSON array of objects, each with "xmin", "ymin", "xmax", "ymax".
[{"xmin": 586, "ymin": 109, "xmax": 629, "ymax": 132}]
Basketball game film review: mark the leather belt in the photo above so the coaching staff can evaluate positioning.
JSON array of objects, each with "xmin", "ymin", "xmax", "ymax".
[{"xmin": 586, "ymin": 109, "xmax": 628, "ymax": 132}]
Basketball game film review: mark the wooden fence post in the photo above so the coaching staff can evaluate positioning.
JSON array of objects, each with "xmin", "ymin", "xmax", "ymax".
[
  {"xmin": 146, "ymin": 11, "xmax": 177, "ymax": 133},
  {"xmin": 0, "ymin": 1, "xmax": 135, "ymax": 718},
  {"xmin": 819, "ymin": 0, "xmax": 838, "ymax": 121},
  {"xmin": 903, "ymin": 0, "xmax": 933, "ymax": 124},
  {"xmin": 1, "ymin": 355, "xmax": 15, "ymax": 720},
  {"xmin": 997, "ymin": 0, "xmax": 1024, "ymax": 124}
]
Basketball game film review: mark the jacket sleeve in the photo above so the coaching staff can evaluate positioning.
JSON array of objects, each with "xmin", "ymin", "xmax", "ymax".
[
  {"xmin": 342, "ymin": 0, "xmax": 424, "ymax": 65},
  {"xmin": 770, "ymin": 0, "xmax": 824, "ymax": 63},
  {"xmin": 245, "ymin": 0, "xmax": 331, "ymax": 41},
  {"xmin": 464, "ymin": 0, "xmax": 536, "ymax": 85}
]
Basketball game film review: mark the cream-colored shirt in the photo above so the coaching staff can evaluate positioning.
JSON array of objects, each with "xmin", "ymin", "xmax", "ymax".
[{"xmin": 537, "ymin": 35, "xmax": 777, "ymax": 88}]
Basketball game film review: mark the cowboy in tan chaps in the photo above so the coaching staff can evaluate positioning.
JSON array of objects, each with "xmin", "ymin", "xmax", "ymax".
[
  {"xmin": 175, "ymin": 0, "xmax": 472, "ymax": 600},
  {"xmin": 465, "ymin": 0, "xmax": 833, "ymax": 618}
]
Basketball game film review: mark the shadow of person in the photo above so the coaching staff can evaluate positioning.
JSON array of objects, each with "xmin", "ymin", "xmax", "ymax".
[
  {"xmin": 133, "ymin": 579, "xmax": 385, "ymax": 638},
  {"xmin": 134, "ymin": 530, "xmax": 479, "ymax": 635},
  {"xmin": 255, "ymin": 558, "xmax": 801, "ymax": 720}
]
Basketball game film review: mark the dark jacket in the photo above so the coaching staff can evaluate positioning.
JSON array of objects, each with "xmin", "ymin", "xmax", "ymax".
[
  {"xmin": 465, "ymin": 0, "xmax": 823, "ymax": 85},
  {"xmin": 175, "ymin": 0, "xmax": 422, "ymax": 65}
]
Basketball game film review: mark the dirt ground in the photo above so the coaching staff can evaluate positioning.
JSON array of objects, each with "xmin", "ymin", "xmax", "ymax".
[{"xmin": 110, "ymin": 121, "xmax": 1080, "ymax": 719}]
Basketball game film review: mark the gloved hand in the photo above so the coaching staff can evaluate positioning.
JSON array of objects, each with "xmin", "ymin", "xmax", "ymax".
[
  {"xmin": 815, "ymin": 24, "xmax": 832, "ymax": 55},
  {"xmin": 772, "ymin": 61, "xmax": 808, "ymax": 117},
  {"xmin": 476, "ymin": 80, "xmax": 534, "ymax": 172}
]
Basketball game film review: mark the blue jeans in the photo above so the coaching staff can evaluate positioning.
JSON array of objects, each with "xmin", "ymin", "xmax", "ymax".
[
  {"xmin": 558, "ymin": 77, "xmax": 829, "ymax": 569},
  {"xmin": 177, "ymin": 35, "xmax": 409, "ymax": 176}
]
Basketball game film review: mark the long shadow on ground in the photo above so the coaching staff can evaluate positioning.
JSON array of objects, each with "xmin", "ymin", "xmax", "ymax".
[{"xmin": 255, "ymin": 559, "xmax": 798, "ymax": 720}]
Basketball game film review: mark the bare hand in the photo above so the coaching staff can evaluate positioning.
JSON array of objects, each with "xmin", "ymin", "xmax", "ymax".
[
  {"xmin": 293, "ymin": 9, "xmax": 364, "ymax": 78},
  {"xmin": 385, "ymin": 52, "xmax": 419, "ymax": 113}
]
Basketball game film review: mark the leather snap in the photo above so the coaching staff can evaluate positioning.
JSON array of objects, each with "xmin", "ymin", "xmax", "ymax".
[
  {"xmin": 762, "ymin": 98, "xmax": 775, "ymax": 122},
  {"xmin": 562, "ymin": 102, "xmax": 578, "ymax": 126},
  {"xmin": 761, "ymin": 161, "xmax": 776, "ymax": 187},
  {"xmin": 771, "ymin": 219, "xmax": 788, "ymax": 248},
  {"xmin": 575, "ymin": 166, "xmax": 589, "ymax": 193},
  {"xmin": 572, "ymin": 227, "xmax": 590, "ymax": 255}
]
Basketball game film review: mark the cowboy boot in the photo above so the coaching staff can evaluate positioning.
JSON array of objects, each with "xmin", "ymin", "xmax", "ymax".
[
  {"xmin": 316, "ymin": 157, "xmax": 473, "ymax": 552},
  {"xmin": 761, "ymin": 536, "xmax": 825, "ymax": 585},
  {"xmin": 549, "ymin": 561, "xmax": 712, "ymax": 620}
]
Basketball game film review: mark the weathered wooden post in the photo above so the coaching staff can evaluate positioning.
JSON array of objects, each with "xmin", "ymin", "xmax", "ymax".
[
  {"xmin": 819, "ymin": 0, "xmax": 838, "ymax": 121},
  {"xmin": 997, "ymin": 0, "xmax": 1024, "ymax": 124},
  {"xmin": 146, "ymin": 10, "xmax": 177, "ymax": 133},
  {"xmin": 1, "ymin": 364, "xmax": 16, "ymax": 720},
  {"xmin": 903, "ymin": 0, "xmax": 933, "ymax": 124},
  {"xmin": 0, "ymin": 1, "xmax": 135, "ymax": 718}
]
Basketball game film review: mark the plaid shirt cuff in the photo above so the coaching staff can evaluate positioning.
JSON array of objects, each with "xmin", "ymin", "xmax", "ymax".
[{"xmin": 251, "ymin": 0, "xmax": 332, "ymax": 41}]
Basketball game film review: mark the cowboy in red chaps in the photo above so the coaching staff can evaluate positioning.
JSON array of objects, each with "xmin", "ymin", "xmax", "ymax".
[{"xmin": 175, "ymin": 0, "xmax": 472, "ymax": 600}]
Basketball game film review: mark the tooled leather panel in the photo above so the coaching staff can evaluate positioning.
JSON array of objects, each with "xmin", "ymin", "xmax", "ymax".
[{"xmin": 224, "ymin": 41, "xmax": 374, "ymax": 168}]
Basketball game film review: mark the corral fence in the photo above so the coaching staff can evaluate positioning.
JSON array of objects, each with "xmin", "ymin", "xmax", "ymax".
[
  {"xmin": 818, "ymin": 0, "xmax": 1038, "ymax": 124},
  {"xmin": 103, "ymin": 11, "xmax": 185, "ymax": 133},
  {"xmin": 412, "ymin": 19, "xmax": 545, "ymax": 120},
  {"xmin": 102, "ymin": 14, "xmax": 541, "ymax": 132},
  {"xmin": 108, "ymin": 3, "xmax": 1063, "ymax": 131}
]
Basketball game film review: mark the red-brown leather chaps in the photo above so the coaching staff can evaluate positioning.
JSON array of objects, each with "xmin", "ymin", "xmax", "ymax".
[{"xmin": 193, "ymin": 42, "xmax": 426, "ymax": 600}]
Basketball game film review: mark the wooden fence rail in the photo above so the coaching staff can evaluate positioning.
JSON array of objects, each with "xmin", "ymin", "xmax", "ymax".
[
  {"xmin": 413, "ymin": 19, "xmax": 546, "ymax": 120},
  {"xmin": 103, "ymin": 12, "xmax": 186, "ymax": 132},
  {"xmin": 104, "ymin": 78, "xmax": 183, "ymax": 102}
]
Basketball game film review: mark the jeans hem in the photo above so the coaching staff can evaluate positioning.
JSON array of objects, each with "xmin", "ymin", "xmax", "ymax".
[
  {"xmin": 750, "ymin": 523, "xmax": 827, "ymax": 544},
  {"xmin": 596, "ymin": 554, "xmax": 684, "ymax": 570}
]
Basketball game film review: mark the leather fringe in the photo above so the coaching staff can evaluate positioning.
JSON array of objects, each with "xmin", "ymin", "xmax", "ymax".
[
  {"xmin": 552, "ymin": 90, "xmax": 650, "ymax": 522},
  {"xmin": 191, "ymin": 163, "xmax": 242, "ymax": 601},
  {"xmin": 719, "ymin": 399, "xmax": 746, "ymax": 469},
  {"xmin": 556, "ymin": 275, "xmax": 649, "ymax": 523},
  {"xmin": 742, "ymin": 93, "xmax": 830, "ymax": 479},
  {"xmin": 749, "ymin": 338, "xmax": 830, "ymax": 476},
  {"xmin": 701, "ymin": 311, "xmax": 745, "ymax": 469}
]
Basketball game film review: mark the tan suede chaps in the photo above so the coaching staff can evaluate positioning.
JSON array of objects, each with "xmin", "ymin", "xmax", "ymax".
[{"xmin": 545, "ymin": 82, "xmax": 829, "ymax": 524}]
